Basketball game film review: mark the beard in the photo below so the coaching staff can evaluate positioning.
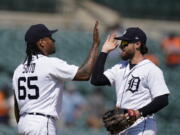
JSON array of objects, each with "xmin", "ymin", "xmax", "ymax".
[
  {"xmin": 51, "ymin": 48, "xmax": 56, "ymax": 54},
  {"xmin": 120, "ymin": 51, "xmax": 135, "ymax": 60}
]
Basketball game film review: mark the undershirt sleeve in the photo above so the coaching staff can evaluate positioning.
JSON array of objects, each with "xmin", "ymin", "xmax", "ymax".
[
  {"xmin": 138, "ymin": 94, "xmax": 169, "ymax": 117},
  {"xmin": 91, "ymin": 52, "xmax": 111, "ymax": 86}
]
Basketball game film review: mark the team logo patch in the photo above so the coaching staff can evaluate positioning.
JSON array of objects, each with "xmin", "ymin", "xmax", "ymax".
[{"xmin": 126, "ymin": 75, "xmax": 140, "ymax": 93}]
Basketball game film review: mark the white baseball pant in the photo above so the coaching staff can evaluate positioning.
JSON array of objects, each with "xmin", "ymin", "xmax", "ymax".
[
  {"xmin": 120, "ymin": 117, "xmax": 157, "ymax": 135},
  {"xmin": 18, "ymin": 114, "xmax": 57, "ymax": 135}
]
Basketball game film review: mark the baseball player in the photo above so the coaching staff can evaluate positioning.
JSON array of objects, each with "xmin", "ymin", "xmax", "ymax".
[
  {"xmin": 12, "ymin": 21, "xmax": 100, "ymax": 135},
  {"xmin": 91, "ymin": 27, "xmax": 170, "ymax": 135}
]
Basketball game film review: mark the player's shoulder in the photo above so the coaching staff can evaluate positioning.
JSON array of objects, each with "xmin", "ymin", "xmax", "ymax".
[
  {"xmin": 13, "ymin": 63, "xmax": 24, "ymax": 78},
  {"xmin": 107, "ymin": 61, "xmax": 128, "ymax": 72},
  {"xmin": 47, "ymin": 57, "xmax": 67, "ymax": 65},
  {"xmin": 115, "ymin": 60, "xmax": 128, "ymax": 69},
  {"xmin": 35, "ymin": 55, "xmax": 65, "ymax": 64},
  {"xmin": 43, "ymin": 57, "xmax": 72, "ymax": 70},
  {"xmin": 143, "ymin": 59, "xmax": 163, "ymax": 73},
  {"xmin": 14, "ymin": 63, "xmax": 23, "ymax": 72}
]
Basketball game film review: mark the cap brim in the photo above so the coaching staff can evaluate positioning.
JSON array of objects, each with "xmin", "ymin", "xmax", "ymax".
[
  {"xmin": 114, "ymin": 36, "xmax": 131, "ymax": 41},
  {"xmin": 50, "ymin": 29, "xmax": 58, "ymax": 34}
]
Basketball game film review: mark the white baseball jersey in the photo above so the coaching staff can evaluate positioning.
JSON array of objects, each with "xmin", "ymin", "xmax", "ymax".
[
  {"xmin": 104, "ymin": 59, "xmax": 170, "ymax": 109},
  {"xmin": 12, "ymin": 54, "xmax": 78, "ymax": 119}
]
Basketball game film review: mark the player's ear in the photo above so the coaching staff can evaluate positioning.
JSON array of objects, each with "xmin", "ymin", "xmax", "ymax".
[
  {"xmin": 38, "ymin": 39, "xmax": 45, "ymax": 48},
  {"xmin": 37, "ymin": 39, "xmax": 44, "ymax": 50}
]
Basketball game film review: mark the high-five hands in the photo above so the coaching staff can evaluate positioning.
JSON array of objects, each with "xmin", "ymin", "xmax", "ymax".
[{"xmin": 102, "ymin": 34, "xmax": 119, "ymax": 53}]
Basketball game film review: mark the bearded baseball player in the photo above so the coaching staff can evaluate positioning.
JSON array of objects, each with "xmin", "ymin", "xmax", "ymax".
[
  {"xmin": 12, "ymin": 21, "xmax": 100, "ymax": 135},
  {"xmin": 91, "ymin": 27, "xmax": 170, "ymax": 135}
]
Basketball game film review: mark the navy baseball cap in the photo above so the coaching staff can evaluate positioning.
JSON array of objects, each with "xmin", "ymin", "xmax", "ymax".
[
  {"xmin": 25, "ymin": 24, "xmax": 58, "ymax": 43},
  {"xmin": 115, "ymin": 27, "xmax": 147, "ymax": 45}
]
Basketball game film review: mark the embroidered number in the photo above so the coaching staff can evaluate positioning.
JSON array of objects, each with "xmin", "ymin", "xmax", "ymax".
[{"xmin": 18, "ymin": 76, "xmax": 39, "ymax": 100}]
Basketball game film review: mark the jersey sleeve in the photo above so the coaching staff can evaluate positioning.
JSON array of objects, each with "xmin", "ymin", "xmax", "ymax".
[
  {"xmin": 50, "ymin": 58, "xmax": 79, "ymax": 81},
  {"xmin": 103, "ymin": 65, "xmax": 118, "ymax": 86},
  {"xmin": 147, "ymin": 66, "xmax": 170, "ymax": 98}
]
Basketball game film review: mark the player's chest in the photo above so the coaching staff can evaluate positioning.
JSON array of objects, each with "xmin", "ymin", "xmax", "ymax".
[{"xmin": 115, "ymin": 68, "xmax": 148, "ymax": 93}]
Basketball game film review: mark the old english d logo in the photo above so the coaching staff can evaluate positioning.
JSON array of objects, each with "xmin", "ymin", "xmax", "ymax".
[{"xmin": 126, "ymin": 75, "xmax": 140, "ymax": 93}]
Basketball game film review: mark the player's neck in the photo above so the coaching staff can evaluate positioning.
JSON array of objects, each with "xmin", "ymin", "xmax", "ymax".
[{"xmin": 130, "ymin": 53, "xmax": 145, "ymax": 65}]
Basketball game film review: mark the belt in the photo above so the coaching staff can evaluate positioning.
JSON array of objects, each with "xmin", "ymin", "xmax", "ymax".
[{"xmin": 22, "ymin": 112, "xmax": 56, "ymax": 120}]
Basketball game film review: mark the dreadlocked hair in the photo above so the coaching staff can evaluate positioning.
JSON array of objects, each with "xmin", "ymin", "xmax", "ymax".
[{"xmin": 24, "ymin": 43, "xmax": 41, "ymax": 66}]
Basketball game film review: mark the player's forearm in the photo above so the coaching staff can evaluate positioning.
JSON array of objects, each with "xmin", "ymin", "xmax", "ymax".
[
  {"xmin": 91, "ymin": 52, "xmax": 111, "ymax": 85},
  {"xmin": 73, "ymin": 43, "xmax": 99, "ymax": 81},
  {"xmin": 138, "ymin": 94, "xmax": 169, "ymax": 117}
]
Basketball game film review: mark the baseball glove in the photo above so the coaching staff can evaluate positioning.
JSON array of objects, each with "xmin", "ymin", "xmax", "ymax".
[{"xmin": 102, "ymin": 107, "xmax": 138, "ymax": 134}]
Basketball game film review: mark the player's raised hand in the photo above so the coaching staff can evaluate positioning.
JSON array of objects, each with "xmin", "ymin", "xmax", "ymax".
[
  {"xmin": 73, "ymin": 21, "xmax": 100, "ymax": 81},
  {"xmin": 93, "ymin": 20, "xmax": 100, "ymax": 46},
  {"xmin": 102, "ymin": 34, "xmax": 119, "ymax": 53}
]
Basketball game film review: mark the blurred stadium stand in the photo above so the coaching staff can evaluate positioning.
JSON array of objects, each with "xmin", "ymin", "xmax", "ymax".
[
  {"xmin": 93, "ymin": 0, "xmax": 180, "ymax": 20},
  {"xmin": 0, "ymin": 0, "xmax": 57, "ymax": 13}
]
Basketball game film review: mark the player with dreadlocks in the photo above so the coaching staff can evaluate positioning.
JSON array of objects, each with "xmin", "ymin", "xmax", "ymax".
[{"xmin": 12, "ymin": 22, "xmax": 100, "ymax": 135}]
